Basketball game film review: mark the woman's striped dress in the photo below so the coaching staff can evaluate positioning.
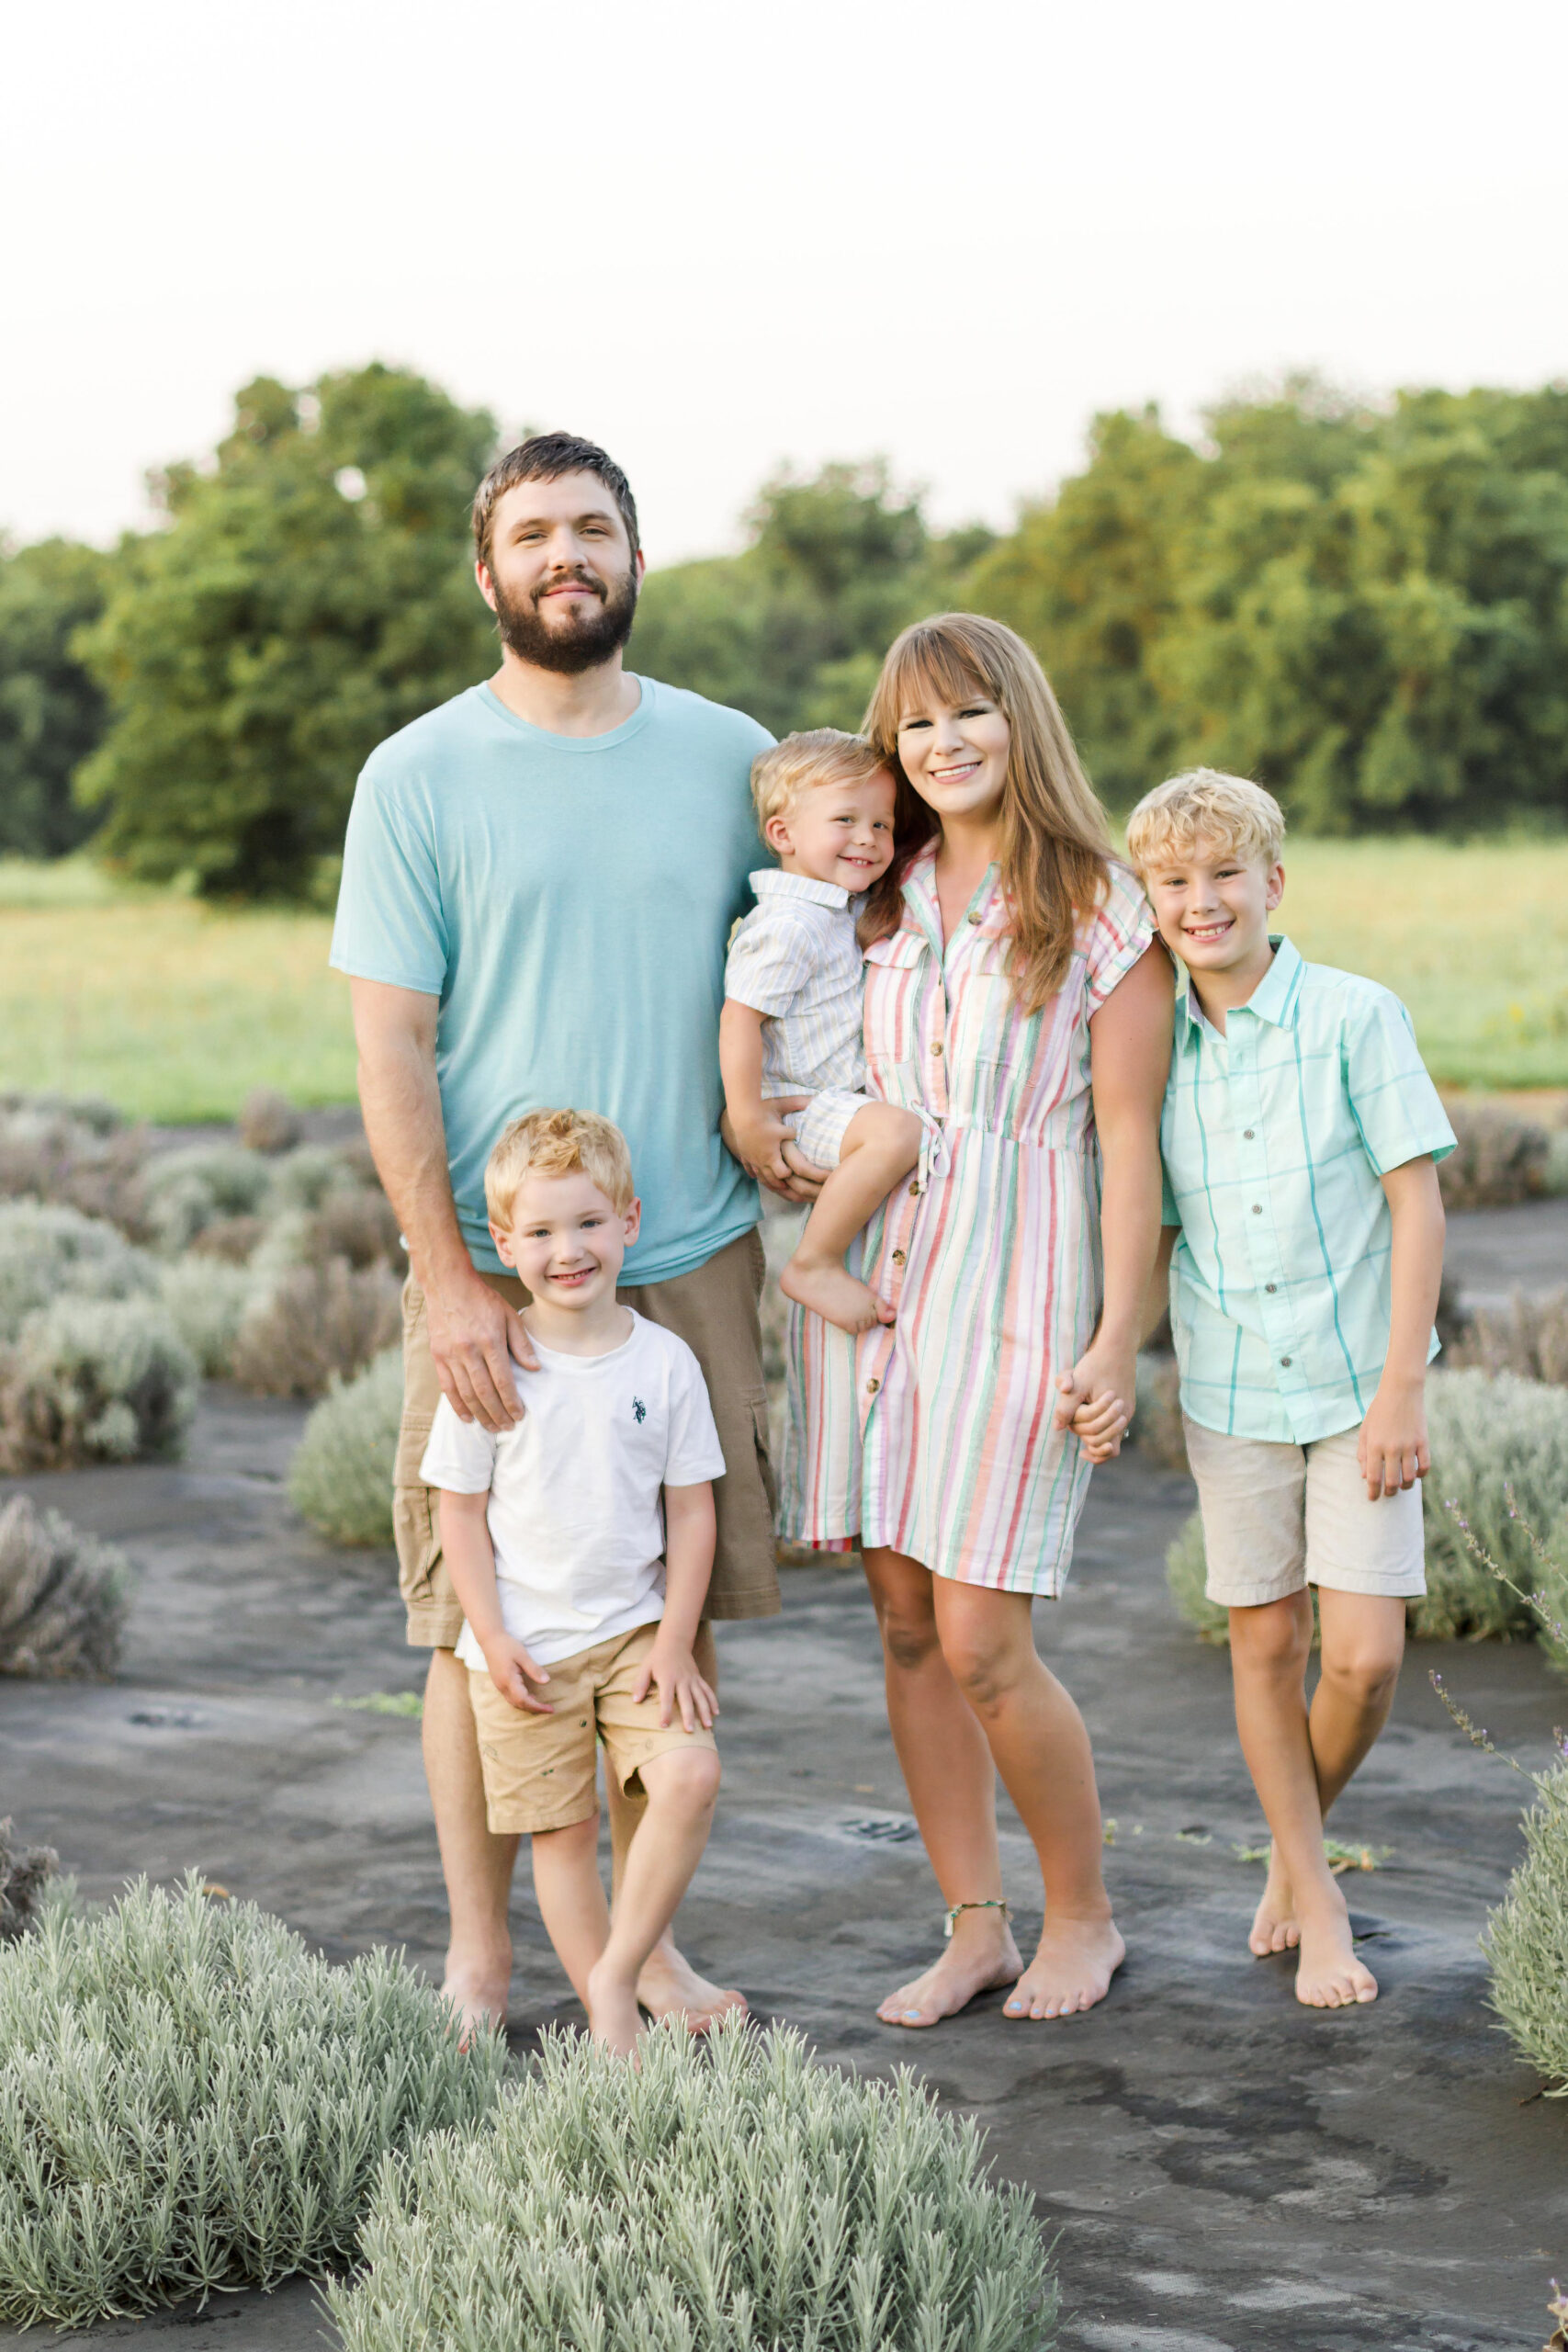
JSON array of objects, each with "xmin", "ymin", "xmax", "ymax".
[{"xmin": 780, "ymin": 849, "xmax": 1154, "ymax": 1595}]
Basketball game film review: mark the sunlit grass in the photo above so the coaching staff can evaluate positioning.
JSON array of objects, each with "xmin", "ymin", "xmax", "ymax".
[{"xmin": 2, "ymin": 837, "xmax": 1563, "ymax": 1122}]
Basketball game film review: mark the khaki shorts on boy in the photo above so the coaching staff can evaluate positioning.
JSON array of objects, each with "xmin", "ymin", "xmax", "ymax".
[
  {"xmin": 468, "ymin": 1621, "xmax": 719, "ymax": 1835},
  {"xmin": 1183, "ymin": 1415, "xmax": 1427, "ymax": 1609}
]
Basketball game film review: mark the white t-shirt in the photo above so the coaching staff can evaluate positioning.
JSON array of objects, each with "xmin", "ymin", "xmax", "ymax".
[{"xmin": 418, "ymin": 1310, "xmax": 726, "ymax": 1671}]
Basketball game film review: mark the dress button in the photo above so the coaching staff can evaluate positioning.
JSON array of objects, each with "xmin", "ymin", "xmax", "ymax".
[
  {"xmin": 891, "ymin": 1249, "xmax": 907, "ymax": 1266},
  {"xmin": 908, "ymin": 1180, "xmax": 922, "ymax": 1197},
  {"xmin": 865, "ymin": 1376, "xmax": 880, "ymax": 1395},
  {"xmin": 931, "ymin": 1042, "xmax": 943, "ymax": 1057},
  {"xmin": 967, "ymin": 910, "xmax": 982, "ymax": 924},
  {"xmin": 1251, "ymin": 1204, "xmax": 1262, "ymax": 1215}
]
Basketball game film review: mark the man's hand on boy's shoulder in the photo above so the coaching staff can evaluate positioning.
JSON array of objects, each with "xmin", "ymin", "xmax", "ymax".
[
  {"xmin": 427, "ymin": 1271, "xmax": 537, "ymax": 1430},
  {"xmin": 482, "ymin": 1630, "xmax": 554, "ymax": 1713},
  {"xmin": 632, "ymin": 1634, "xmax": 719, "ymax": 1734},
  {"xmin": 1358, "ymin": 1377, "xmax": 1429, "ymax": 1501}
]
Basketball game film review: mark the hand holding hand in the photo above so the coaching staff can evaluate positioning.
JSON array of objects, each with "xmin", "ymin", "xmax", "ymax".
[
  {"xmin": 1358, "ymin": 1378, "xmax": 1428, "ymax": 1500},
  {"xmin": 482, "ymin": 1631, "xmax": 553, "ymax": 1713},
  {"xmin": 632, "ymin": 1637, "xmax": 719, "ymax": 1734},
  {"xmin": 1053, "ymin": 1339, "xmax": 1135, "ymax": 1463}
]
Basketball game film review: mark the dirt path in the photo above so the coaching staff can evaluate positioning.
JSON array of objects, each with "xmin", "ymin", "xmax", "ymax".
[{"xmin": 2, "ymin": 1393, "xmax": 1563, "ymax": 2350}]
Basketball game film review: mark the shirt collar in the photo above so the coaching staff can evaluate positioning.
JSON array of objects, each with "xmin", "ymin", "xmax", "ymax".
[
  {"xmin": 1175, "ymin": 935, "xmax": 1304, "ymax": 1046},
  {"xmin": 750, "ymin": 868, "xmax": 852, "ymax": 912}
]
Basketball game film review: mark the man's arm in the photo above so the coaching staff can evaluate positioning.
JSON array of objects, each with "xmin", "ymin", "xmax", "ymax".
[
  {"xmin": 350, "ymin": 976, "xmax": 535, "ymax": 1429},
  {"xmin": 1359, "ymin": 1154, "xmax": 1445, "ymax": 1499}
]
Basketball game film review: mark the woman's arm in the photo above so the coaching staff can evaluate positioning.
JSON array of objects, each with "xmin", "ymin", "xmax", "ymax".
[{"xmin": 1053, "ymin": 944, "xmax": 1174, "ymax": 1453}]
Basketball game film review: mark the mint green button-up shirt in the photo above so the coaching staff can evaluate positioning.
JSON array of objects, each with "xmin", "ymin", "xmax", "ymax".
[{"xmin": 1159, "ymin": 936, "xmax": 1456, "ymax": 1444}]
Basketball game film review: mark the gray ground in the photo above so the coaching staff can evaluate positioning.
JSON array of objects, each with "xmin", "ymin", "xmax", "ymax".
[
  {"xmin": 1445, "ymin": 1197, "xmax": 1568, "ymax": 1309},
  {"xmin": 3, "ymin": 1386, "xmax": 1563, "ymax": 2352}
]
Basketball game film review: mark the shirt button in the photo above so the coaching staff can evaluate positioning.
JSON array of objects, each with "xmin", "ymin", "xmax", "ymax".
[
  {"xmin": 1251, "ymin": 1204, "xmax": 1263, "ymax": 1215},
  {"xmin": 1244, "ymin": 1129, "xmax": 1255, "ymax": 1139},
  {"xmin": 891, "ymin": 1249, "xmax": 907, "ymax": 1266},
  {"xmin": 1265, "ymin": 1282, "xmax": 1277, "ymax": 1294},
  {"xmin": 865, "ymin": 1376, "xmax": 880, "ymax": 1395},
  {"xmin": 931, "ymin": 1042, "xmax": 944, "ymax": 1057},
  {"xmin": 1280, "ymin": 1356, "xmax": 1292, "ymax": 1368}
]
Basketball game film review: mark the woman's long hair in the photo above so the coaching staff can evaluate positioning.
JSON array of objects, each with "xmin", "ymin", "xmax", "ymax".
[{"xmin": 863, "ymin": 614, "xmax": 1113, "ymax": 1013}]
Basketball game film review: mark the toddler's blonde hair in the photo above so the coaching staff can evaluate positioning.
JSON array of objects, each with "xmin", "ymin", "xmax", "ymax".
[
  {"xmin": 1125, "ymin": 768, "xmax": 1286, "ymax": 876},
  {"xmin": 750, "ymin": 729, "xmax": 888, "ymax": 829},
  {"xmin": 485, "ymin": 1107, "xmax": 635, "ymax": 1227}
]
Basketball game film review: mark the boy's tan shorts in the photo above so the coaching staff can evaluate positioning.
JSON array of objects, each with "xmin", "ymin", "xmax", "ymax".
[
  {"xmin": 1183, "ymin": 1415, "xmax": 1427, "ymax": 1609},
  {"xmin": 468, "ymin": 1621, "xmax": 718, "ymax": 1836},
  {"xmin": 394, "ymin": 1226, "xmax": 780, "ymax": 1648}
]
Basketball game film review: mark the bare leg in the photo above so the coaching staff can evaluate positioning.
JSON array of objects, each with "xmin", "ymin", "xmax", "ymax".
[
  {"xmin": 1228, "ymin": 1596, "xmax": 1378, "ymax": 2007},
  {"xmin": 529, "ymin": 1815, "xmax": 611, "ymax": 2009},
  {"xmin": 587, "ymin": 1747, "xmax": 723, "ymax": 2057},
  {"xmin": 423, "ymin": 1646, "xmax": 519, "ymax": 2040},
  {"xmin": 1255, "ymin": 1590, "xmax": 1406, "ymax": 1954},
  {"xmin": 862, "ymin": 1545, "xmax": 1022, "ymax": 2027},
  {"xmin": 931, "ymin": 1580, "xmax": 1124, "ymax": 2021},
  {"xmin": 780, "ymin": 1103, "xmax": 921, "ymax": 1334}
]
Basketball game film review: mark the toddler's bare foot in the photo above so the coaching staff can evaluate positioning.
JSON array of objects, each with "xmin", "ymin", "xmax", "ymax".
[
  {"xmin": 780, "ymin": 1254, "xmax": 895, "ymax": 1336},
  {"xmin": 876, "ymin": 1914, "xmax": 1022, "ymax": 2029},
  {"xmin": 586, "ymin": 1959, "xmax": 648, "ymax": 2058},
  {"xmin": 636, "ymin": 1942, "xmax": 748, "ymax": 2032},
  {"xmin": 1004, "ymin": 1912, "xmax": 1124, "ymax": 2020},
  {"xmin": 440, "ymin": 1957, "xmax": 510, "ymax": 2050},
  {"xmin": 1294, "ymin": 1899, "xmax": 1378, "ymax": 2007},
  {"xmin": 1249, "ymin": 1851, "xmax": 1301, "ymax": 1956}
]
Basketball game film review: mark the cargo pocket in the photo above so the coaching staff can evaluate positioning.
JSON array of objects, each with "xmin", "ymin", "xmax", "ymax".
[
  {"xmin": 745, "ymin": 1385, "xmax": 778, "ymax": 1522},
  {"xmin": 392, "ymin": 1477, "xmax": 443, "ymax": 1611}
]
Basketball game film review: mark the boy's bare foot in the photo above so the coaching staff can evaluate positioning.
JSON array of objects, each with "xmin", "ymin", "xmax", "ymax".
[
  {"xmin": 1250, "ymin": 1851, "xmax": 1302, "ymax": 1956},
  {"xmin": 440, "ymin": 1961, "xmax": 510, "ymax": 2050},
  {"xmin": 1294, "ymin": 1904, "xmax": 1378, "ymax": 2007},
  {"xmin": 780, "ymin": 1255, "xmax": 895, "ymax": 1336},
  {"xmin": 636, "ymin": 1943, "xmax": 749, "ymax": 2032},
  {"xmin": 1004, "ymin": 1913, "xmax": 1125, "ymax": 2020},
  {"xmin": 586, "ymin": 1960, "xmax": 648, "ymax": 2058},
  {"xmin": 877, "ymin": 1914, "xmax": 1022, "ymax": 2029}
]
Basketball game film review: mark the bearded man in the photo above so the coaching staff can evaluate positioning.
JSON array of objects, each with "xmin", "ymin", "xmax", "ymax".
[{"xmin": 331, "ymin": 433, "xmax": 799, "ymax": 2037}]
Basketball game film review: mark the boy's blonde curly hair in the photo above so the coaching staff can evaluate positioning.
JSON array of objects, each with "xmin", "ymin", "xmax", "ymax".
[
  {"xmin": 1125, "ymin": 768, "xmax": 1286, "ymax": 876},
  {"xmin": 485, "ymin": 1108, "xmax": 635, "ymax": 1227}
]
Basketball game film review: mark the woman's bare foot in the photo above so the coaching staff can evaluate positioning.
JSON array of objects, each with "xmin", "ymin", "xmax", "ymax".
[
  {"xmin": 586, "ymin": 1959, "xmax": 647, "ymax": 2058},
  {"xmin": 780, "ymin": 1254, "xmax": 896, "ymax": 1336},
  {"xmin": 1003, "ymin": 1912, "xmax": 1125, "ymax": 2020},
  {"xmin": 1294, "ymin": 1901, "xmax": 1378, "ymax": 2007},
  {"xmin": 1249, "ymin": 1850, "xmax": 1301, "ymax": 1957},
  {"xmin": 877, "ymin": 1913, "xmax": 1022, "ymax": 2029},
  {"xmin": 636, "ymin": 1943, "xmax": 749, "ymax": 2032},
  {"xmin": 440, "ymin": 1958, "xmax": 510, "ymax": 2050}
]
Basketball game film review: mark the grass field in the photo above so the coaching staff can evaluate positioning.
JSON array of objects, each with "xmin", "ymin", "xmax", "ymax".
[{"xmin": 3, "ymin": 839, "xmax": 1564, "ymax": 1122}]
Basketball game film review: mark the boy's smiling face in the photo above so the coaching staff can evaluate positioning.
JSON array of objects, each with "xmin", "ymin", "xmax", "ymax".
[
  {"xmin": 764, "ymin": 769, "xmax": 897, "ymax": 894},
  {"xmin": 491, "ymin": 1170, "xmax": 640, "ymax": 1315},
  {"xmin": 1143, "ymin": 831, "xmax": 1285, "ymax": 980}
]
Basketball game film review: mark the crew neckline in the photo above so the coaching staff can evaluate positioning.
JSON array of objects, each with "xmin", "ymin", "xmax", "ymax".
[
  {"xmin": 478, "ymin": 674, "xmax": 653, "ymax": 752},
  {"xmin": 522, "ymin": 1309, "xmax": 642, "ymax": 1368}
]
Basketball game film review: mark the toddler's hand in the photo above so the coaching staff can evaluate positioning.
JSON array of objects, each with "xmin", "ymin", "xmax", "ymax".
[
  {"xmin": 482, "ymin": 1632, "xmax": 553, "ymax": 1713},
  {"xmin": 1054, "ymin": 1342, "xmax": 1134, "ymax": 1461},
  {"xmin": 1359, "ymin": 1378, "xmax": 1428, "ymax": 1500},
  {"xmin": 632, "ymin": 1639, "xmax": 719, "ymax": 1735}
]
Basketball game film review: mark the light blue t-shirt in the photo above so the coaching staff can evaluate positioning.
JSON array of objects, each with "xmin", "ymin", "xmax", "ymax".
[{"xmin": 330, "ymin": 677, "xmax": 771, "ymax": 1282}]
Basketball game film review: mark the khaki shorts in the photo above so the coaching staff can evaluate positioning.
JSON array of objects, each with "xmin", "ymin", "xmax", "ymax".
[
  {"xmin": 394, "ymin": 1227, "xmax": 780, "ymax": 1647},
  {"xmin": 468, "ymin": 1621, "xmax": 719, "ymax": 1835},
  {"xmin": 1184, "ymin": 1415, "xmax": 1427, "ymax": 1609}
]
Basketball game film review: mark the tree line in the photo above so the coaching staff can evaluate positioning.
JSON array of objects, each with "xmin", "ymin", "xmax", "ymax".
[{"xmin": 3, "ymin": 363, "xmax": 1564, "ymax": 899}]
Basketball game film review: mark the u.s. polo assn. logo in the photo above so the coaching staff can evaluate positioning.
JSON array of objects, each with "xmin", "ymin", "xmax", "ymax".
[{"xmin": 632, "ymin": 1396, "xmax": 647, "ymax": 1423}]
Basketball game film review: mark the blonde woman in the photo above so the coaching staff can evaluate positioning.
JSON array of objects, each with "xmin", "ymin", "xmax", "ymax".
[{"xmin": 782, "ymin": 615, "xmax": 1171, "ymax": 2026}]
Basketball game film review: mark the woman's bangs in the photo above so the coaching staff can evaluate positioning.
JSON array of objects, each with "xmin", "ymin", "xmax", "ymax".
[{"xmin": 877, "ymin": 629, "xmax": 997, "ymax": 741}]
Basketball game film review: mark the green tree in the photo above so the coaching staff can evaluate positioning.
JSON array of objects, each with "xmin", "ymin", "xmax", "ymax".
[
  {"xmin": 628, "ymin": 461, "xmax": 991, "ymax": 736},
  {"xmin": 77, "ymin": 366, "xmax": 498, "ymax": 899},
  {"xmin": 0, "ymin": 538, "xmax": 111, "ymax": 857}
]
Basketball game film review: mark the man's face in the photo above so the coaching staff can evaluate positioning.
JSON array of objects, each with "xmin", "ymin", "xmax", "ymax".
[{"xmin": 478, "ymin": 470, "xmax": 644, "ymax": 675}]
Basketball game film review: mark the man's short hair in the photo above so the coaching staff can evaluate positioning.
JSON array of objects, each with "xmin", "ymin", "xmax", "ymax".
[
  {"xmin": 472, "ymin": 433, "xmax": 640, "ymax": 569},
  {"xmin": 750, "ymin": 729, "xmax": 889, "ymax": 831},
  {"xmin": 1125, "ymin": 767, "xmax": 1286, "ymax": 876},
  {"xmin": 485, "ymin": 1107, "xmax": 636, "ymax": 1227}
]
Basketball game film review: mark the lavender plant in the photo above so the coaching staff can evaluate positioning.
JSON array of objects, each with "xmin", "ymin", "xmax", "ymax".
[
  {"xmin": 288, "ymin": 1347, "xmax": 401, "ymax": 1546},
  {"xmin": 0, "ymin": 1822, "xmax": 56, "ymax": 1941},
  {"xmin": 0, "ymin": 1874, "xmax": 506, "ymax": 2328},
  {"xmin": 0, "ymin": 1494, "xmax": 132, "ymax": 1678},
  {"xmin": 328, "ymin": 2016, "xmax": 1055, "ymax": 2352}
]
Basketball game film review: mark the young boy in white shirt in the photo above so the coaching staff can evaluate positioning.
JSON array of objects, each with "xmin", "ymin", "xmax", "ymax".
[{"xmin": 420, "ymin": 1106, "xmax": 728, "ymax": 2056}]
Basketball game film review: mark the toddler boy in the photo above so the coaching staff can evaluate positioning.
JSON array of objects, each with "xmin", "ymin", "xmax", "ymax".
[
  {"xmin": 420, "ymin": 1106, "xmax": 728, "ymax": 2055},
  {"xmin": 721, "ymin": 728, "xmax": 923, "ymax": 1335},
  {"xmin": 1124, "ymin": 769, "xmax": 1454, "ymax": 2009}
]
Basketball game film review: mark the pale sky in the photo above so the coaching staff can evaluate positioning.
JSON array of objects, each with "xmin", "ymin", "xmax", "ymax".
[{"xmin": 6, "ymin": 0, "xmax": 1566, "ymax": 567}]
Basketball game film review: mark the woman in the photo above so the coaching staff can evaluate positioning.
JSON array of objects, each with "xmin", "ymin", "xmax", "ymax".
[{"xmin": 782, "ymin": 614, "xmax": 1171, "ymax": 2026}]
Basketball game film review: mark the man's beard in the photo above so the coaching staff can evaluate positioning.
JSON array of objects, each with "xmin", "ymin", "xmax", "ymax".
[{"xmin": 490, "ymin": 560, "xmax": 639, "ymax": 675}]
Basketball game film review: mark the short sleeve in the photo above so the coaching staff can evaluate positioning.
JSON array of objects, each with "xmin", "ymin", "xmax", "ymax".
[
  {"xmin": 724, "ymin": 908, "xmax": 819, "ymax": 1017},
  {"xmin": 661, "ymin": 1340, "xmax": 727, "ymax": 1487},
  {"xmin": 1083, "ymin": 863, "xmax": 1156, "ymax": 1016},
  {"xmin": 329, "ymin": 762, "xmax": 450, "ymax": 994},
  {"xmin": 418, "ymin": 1396, "xmax": 499, "ymax": 1493},
  {"xmin": 1343, "ymin": 992, "xmax": 1457, "ymax": 1175}
]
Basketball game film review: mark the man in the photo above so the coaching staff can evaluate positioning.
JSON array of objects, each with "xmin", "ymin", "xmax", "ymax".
[{"xmin": 331, "ymin": 432, "xmax": 803, "ymax": 2037}]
